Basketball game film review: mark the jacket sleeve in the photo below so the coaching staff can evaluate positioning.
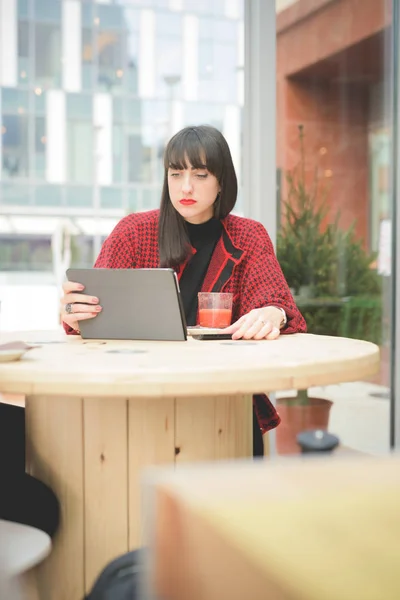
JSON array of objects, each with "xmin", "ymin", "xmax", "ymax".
[
  {"xmin": 94, "ymin": 218, "xmax": 137, "ymax": 268},
  {"xmin": 63, "ymin": 218, "xmax": 137, "ymax": 335},
  {"xmin": 238, "ymin": 222, "xmax": 306, "ymax": 334}
]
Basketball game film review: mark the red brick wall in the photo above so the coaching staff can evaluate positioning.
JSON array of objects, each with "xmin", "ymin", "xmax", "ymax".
[
  {"xmin": 277, "ymin": 0, "xmax": 391, "ymax": 75},
  {"xmin": 277, "ymin": 0, "xmax": 391, "ymax": 242},
  {"xmin": 277, "ymin": 78, "xmax": 369, "ymax": 237}
]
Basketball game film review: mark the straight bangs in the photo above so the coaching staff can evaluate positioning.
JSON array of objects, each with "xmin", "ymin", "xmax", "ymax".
[
  {"xmin": 159, "ymin": 125, "xmax": 237, "ymax": 268},
  {"xmin": 164, "ymin": 128, "xmax": 222, "ymax": 180}
]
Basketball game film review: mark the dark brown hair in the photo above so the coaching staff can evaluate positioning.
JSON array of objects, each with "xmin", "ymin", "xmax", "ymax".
[{"xmin": 158, "ymin": 125, "xmax": 238, "ymax": 268}]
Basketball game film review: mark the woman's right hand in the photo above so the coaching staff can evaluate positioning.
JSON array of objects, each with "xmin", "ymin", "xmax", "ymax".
[{"xmin": 60, "ymin": 280, "xmax": 102, "ymax": 332}]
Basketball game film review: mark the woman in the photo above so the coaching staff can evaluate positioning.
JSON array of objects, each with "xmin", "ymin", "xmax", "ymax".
[{"xmin": 61, "ymin": 125, "xmax": 306, "ymax": 455}]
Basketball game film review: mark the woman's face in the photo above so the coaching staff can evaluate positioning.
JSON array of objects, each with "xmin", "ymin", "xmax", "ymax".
[{"xmin": 167, "ymin": 160, "xmax": 220, "ymax": 224}]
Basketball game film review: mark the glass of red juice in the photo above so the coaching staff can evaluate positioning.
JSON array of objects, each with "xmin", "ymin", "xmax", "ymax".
[{"xmin": 197, "ymin": 292, "xmax": 233, "ymax": 328}]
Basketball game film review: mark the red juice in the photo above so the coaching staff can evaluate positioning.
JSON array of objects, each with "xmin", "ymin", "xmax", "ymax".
[{"xmin": 198, "ymin": 308, "xmax": 232, "ymax": 328}]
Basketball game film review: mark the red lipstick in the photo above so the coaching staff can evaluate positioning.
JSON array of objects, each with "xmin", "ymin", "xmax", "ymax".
[{"xmin": 179, "ymin": 199, "xmax": 196, "ymax": 205}]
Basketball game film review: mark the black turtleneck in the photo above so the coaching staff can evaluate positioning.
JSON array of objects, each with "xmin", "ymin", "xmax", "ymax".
[{"xmin": 179, "ymin": 218, "xmax": 223, "ymax": 326}]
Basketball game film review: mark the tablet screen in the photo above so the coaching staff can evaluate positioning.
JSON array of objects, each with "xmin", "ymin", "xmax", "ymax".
[{"xmin": 66, "ymin": 268, "xmax": 187, "ymax": 341}]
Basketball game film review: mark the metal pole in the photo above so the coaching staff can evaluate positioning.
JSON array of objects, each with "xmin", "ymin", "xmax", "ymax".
[
  {"xmin": 243, "ymin": 0, "xmax": 276, "ymax": 244},
  {"xmin": 391, "ymin": 0, "xmax": 400, "ymax": 449}
]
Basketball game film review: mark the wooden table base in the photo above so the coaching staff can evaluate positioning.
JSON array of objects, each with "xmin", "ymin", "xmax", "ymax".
[{"xmin": 25, "ymin": 394, "xmax": 252, "ymax": 600}]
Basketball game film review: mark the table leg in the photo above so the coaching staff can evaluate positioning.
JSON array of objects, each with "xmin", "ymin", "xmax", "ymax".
[{"xmin": 25, "ymin": 393, "xmax": 252, "ymax": 600}]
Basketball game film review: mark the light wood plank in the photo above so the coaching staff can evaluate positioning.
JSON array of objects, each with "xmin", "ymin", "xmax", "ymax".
[
  {"xmin": 83, "ymin": 397, "xmax": 129, "ymax": 593},
  {"xmin": 25, "ymin": 395, "xmax": 84, "ymax": 600},
  {"xmin": 175, "ymin": 395, "xmax": 253, "ymax": 463},
  {"xmin": 151, "ymin": 456, "xmax": 400, "ymax": 600},
  {"xmin": 128, "ymin": 397, "xmax": 175, "ymax": 548},
  {"xmin": 0, "ymin": 331, "xmax": 380, "ymax": 397}
]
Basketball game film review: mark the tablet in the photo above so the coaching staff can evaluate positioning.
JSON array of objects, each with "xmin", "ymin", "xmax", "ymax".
[{"xmin": 66, "ymin": 268, "xmax": 187, "ymax": 341}]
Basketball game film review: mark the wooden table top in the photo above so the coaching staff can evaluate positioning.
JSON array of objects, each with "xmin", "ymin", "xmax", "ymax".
[
  {"xmin": 0, "ymin": 329, "xmax": 379, "ymax": 398},
  {"xmin": 150, "ymin": 455, "xmax": 400, "ymax": 600}
]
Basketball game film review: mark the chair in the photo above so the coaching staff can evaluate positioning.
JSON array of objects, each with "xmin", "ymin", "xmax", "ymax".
[
  {"xmin": 0, "ymin": 519, "xmax": 51, "ymax": 600},
  {"xmin": 0, "ymin": 402, "xmax": 60, "ymax": 598}
]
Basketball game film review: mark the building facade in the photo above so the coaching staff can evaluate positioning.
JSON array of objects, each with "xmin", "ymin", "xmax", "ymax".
[
  {"xmin": 0, "ymin": 0, "xmax": 244, "ymax": 271},
  {"xmin": 276, "ymin": 0, "xmax": 392, "ymax": 253}
]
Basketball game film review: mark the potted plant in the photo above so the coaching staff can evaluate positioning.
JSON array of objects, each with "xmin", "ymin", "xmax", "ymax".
[
  {"xmin": 276, "ymin": 125, "xmax": 381, "ymax": 454},
  {"xmin": 276, "ymin": 390, "xmax": 333, "ymax": 455}
]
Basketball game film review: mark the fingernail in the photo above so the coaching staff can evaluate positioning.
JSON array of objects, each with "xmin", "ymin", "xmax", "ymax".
[
  {"xmin": 91, "ymin": 297, "xmax": 99, "ymax": 304},
  {"xmin": 95, "ymin": 305, "xmax": 102, "ymax": 312},
  {"xmin": 77, "ymin": 284, "xmax": 85, "ymax": 291}
]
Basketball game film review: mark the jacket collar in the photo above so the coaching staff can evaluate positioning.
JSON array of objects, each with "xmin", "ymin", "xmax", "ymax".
[
  {"xmin": 176, "ymin": 215, "xmax": 245, "ymax": 291},
  {"xmin": 200, "ymin": 218, "xmax": 245, "ymax": 292}
]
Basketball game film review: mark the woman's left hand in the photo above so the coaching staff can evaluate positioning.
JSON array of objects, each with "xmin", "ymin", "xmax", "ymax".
[{"xmin": 224, "ymin": 307, "xmax": 284, "ymax": 340}]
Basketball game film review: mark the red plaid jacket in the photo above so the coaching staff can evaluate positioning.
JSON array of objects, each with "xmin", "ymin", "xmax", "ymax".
[{"xmin": 65, "ymin": 209, "xmax": 306, "ymax": 432}]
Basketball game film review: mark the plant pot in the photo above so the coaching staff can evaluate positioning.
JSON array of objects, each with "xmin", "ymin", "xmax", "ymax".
[{"xmin": 276, "ymin": 397, "xmax": 333, "ymax": 455}]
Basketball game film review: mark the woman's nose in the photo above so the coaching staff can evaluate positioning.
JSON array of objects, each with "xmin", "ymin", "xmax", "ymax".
[{"xmin": 181, "ymin": 174, "xmax": 193, "ymax": 194}]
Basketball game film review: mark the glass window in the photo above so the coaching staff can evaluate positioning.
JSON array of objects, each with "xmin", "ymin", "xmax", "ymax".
[
  {"xmin": 34, "ymin": 116, "xmax": 46, "ymax": 179},
  {"xmin": 199, "ymin": 17, "xmax": 214, "ymax": 40},
  {"xmin": 34, "ymin": 0, "xmax": 61, "ymax": 22},
  {"xmin": 212, "ymin": 43, "xmax": 237, "ymax": 102},
  {"xmin": 18, "ymin": 0, "xmax": 29, "ymax": 19},
  {"xmin": 34, "ymin": 185, "xmax": 62, "ymax": 206},
  {"xmin": 113, "ymin": 98, "xmax": 124, "ymax": 124},
  {"xmin": 100, "ymin": 187, "xmax": 122, "ymax": 208},
  {"xmin": 127, "ymin": 133, "xmax": 150, "ymax": 183},
  {"xmin": 97, "ymin": 4, "xmax": 125, "ymax": 30},
  {"xmin": 67, "ymin": 121, "xmax": 93, "ymax": 183},
  {"xmin": 113, "ymin": 98, "xmax": 142, "ymax": 125},
  {"xmin": 1, "ymin": 88, "xmax": 29, "ymax": 114},
  {"xmin": 18, "ymin": 21, "xmax": 29, "ymax": 57},
  {"xmin": 66, "ymin": 94, "xmax": 93, "ymax": 120},
  {"xmin": 184, "ymin": 102, "xmax": 224, "ymax": 130},
  {"xmin": 198, "ymin": 40, "xmax": 214, "ymax": 79},
  {"xmin": 1, "ymin": 115, "xmax": 29, "ymax": 179},
  {"xmin": 124, "ymin": 98, "xmax": 142, "ymax": 125},
  {"xmin": 97, "ymin": 30, "xmax": 126, "ymax": 93},
  {"xmin": 81, "ymin": 2, "xmax": 94, "ymax": 29},
  {"xmin": 155, "ymin": 37, "xmax": 182, "ymax": 98},
  {"xmin": 142, "ymin": 188, "xmax": 159, "ymax": 209},
  {"xmin": 275, "ymin": 0, "xmax": 393, "ymax": 455},
  {"xmin": 199, "ymin": 18, "xmax": 237, "ymax": 42},
  {"xmin": 113, "ymin": 125, "xmax": 124, "ymax": 183},
  {"xmin": 82, "ymin": 28, "xmax": 94, "ymax": 90},
  {"xmin": 18, "ymin": 21, "xmax": 31, "ymax": 84},
  {"xmin": 34, "ymin": 24, "xmax": 61, "ymax": 88},
  {"xmin": 184, "ymin": 0, "xmax": 212, "ymax": 13},
  {"xmin": 125, "ymin": 32, "xmax": 139, "ymax": 94},
  {"xmin": 124, "ymin": 8, "xmax": 140, "ymax": 34},
  {"xmin": 115, "ymin": 0, "xmax": 149, "ymax": 5},
  {"xmin": 34, "ymin": 89, "xmax": 46, "ymax": 114},
  {"xmin": 69, "ymin": 235, "xmax": 95, "ymax": 269},
  {"xmin": 214, "ymin": 20, "xmax": 237, "ymax": 42},
  {"xmin": 127, "ymin": 189, "xmax": 138, "ymax": 212},
  {"xmin": 0, "ymin": 183, "xmax": 31, "ymax": 205},
  {"xmin": 124, "ymin": 7, "xmax": 140, "ymax": 95},
  {"xmin": 155, "ymin": 12, "xmax": 182, "ymax": 37},
  {"xmin": 65, "ymin": 187, "xmax": 92, "ymax": 208},
  {"xmin": 0, "ymin": 236, "xmax": 52, "ymax": 272},
  {"xmin": 184, "ymin": 0, "xmax": 225, "ymax": 15}
]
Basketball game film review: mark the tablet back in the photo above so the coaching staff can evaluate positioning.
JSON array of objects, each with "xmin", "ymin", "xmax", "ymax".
[{"xmin": 66, "ymin": 268, "xmax": 187, "ymax": 341}]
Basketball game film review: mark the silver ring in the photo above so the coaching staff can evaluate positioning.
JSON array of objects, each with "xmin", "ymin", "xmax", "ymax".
[
  {"xmin": 65, "ymin": 303, "xmax": 74, "ymax": 314},
  {"xmin": 258, "ymin": 319, "xmax": 267, "ymax": 326}
]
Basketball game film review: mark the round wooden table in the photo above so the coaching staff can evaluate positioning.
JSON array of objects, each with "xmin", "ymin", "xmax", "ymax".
[{"xmin": 0, "ymin": 330, "xmax": 379, "ymax": 600}]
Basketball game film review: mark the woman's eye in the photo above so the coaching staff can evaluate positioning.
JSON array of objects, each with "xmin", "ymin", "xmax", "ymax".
[
  {"xmin": 196, "ymin": 173, "xmax": 208, "ymax": 179},
  {"xmin": 169, "ymin": 172, "xmax": 180, "ymax": 177}
]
